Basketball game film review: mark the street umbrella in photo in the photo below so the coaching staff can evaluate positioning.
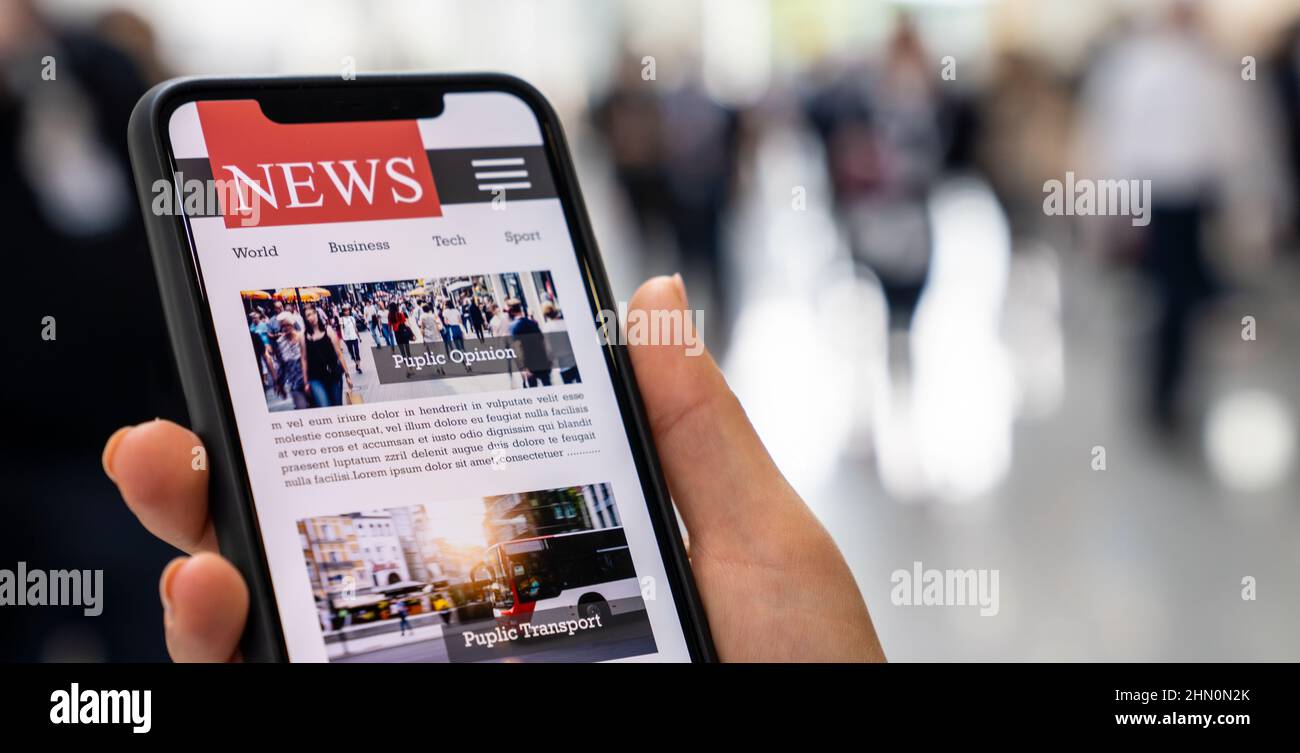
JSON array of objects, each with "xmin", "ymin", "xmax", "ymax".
[{"xmin": 274, "ymin": 287, "xmax": 322, "ymax": 302}]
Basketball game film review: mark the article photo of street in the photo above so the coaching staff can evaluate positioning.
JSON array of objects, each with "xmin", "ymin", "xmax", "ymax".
[
  {"xmin": 296, "ymin": 482, "xmax": 657, "ymax": 662},
  {"xmin": 241, "ymin": 270, "xmax": 580, "ymax": 411}
]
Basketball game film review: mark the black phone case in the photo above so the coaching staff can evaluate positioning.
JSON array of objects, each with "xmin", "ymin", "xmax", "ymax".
[{"xmin": 127, "ymin": 73, "xmax": 716, "ymax": 662}]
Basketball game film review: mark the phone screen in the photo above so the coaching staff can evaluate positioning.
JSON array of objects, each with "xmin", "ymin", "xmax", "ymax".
[{"xmin": 163, "ymin": 90, "xmax": 693, "ymax": 662}]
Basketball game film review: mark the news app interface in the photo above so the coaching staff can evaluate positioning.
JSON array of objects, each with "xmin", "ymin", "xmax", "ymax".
[{"xmin": 166, "ymin": 93, "xmax": 690, "ymax": 662}]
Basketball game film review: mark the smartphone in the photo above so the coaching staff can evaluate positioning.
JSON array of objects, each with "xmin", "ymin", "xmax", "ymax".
[{"xmin": 127, "ymin": 74, "xmax": 713, "ymax": 662}]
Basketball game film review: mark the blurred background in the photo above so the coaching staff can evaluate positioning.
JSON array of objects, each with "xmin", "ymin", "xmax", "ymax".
[{"xmin": 4, "ymin": 0, "xmax": 1300, "ymax": 661}]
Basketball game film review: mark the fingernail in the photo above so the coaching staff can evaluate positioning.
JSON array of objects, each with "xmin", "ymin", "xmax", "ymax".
[
  {"xmin": 671, "ymin": 272, "xmax": 688, "ymax": 306},
  {"xmin": 160, "ymin": 557, "xmax": 187, "ymax": 618},
  {"xmin": 102, "ymin": 425, "xmax": 135, "ymax": 482}
]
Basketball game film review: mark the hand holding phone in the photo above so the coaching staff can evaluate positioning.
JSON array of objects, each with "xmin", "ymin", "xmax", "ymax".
[
  {"xmin": 104, "ymin": 274, "xmax": 884, "ymax": 662},
  {"xmin": 122, "ymin": 74, "xmax": 879, "ymax": 662}
]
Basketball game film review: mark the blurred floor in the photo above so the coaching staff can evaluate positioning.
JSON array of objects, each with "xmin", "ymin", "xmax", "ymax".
[{"xmin": 815, "ymin": 250, "xmax": 1300, "ymax": 660}]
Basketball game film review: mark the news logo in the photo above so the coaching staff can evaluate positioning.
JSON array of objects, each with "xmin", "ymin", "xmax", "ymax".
[{"xmin": 195, "ymin": 100, "xmax": 442, "ymax": 228}]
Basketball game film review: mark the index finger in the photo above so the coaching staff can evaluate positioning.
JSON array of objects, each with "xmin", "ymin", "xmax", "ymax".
[{"xmin": 103, "ymin": 419, "xmax": 217, "ymax": 554}]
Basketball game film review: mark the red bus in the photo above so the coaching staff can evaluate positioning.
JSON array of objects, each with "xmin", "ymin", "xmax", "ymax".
[{"xmin": 481, "ymin": 527, "xmax": 644, "ymax": 623}]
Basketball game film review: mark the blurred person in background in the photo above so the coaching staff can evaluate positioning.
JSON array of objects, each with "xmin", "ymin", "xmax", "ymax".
[
  {"xmin": 977, "ymin": 50, "xmax": 1074, "ymax": 241},
  {"xmin": 804, "ymin": 14, "xmax": 969, "ymax": 334},
  {"xmin": 0, "ymin": 0, "xmax": 180, "ymax": 660},
  {"xmin": 1, "ymin": 0, "xmax": 176, "ymax": 442},
  {"xmin": 1077, "ymin": 0, "xmax": 1289, "ymax": 434},
  {"xmin": 94, "ymin": 7, "xmax": 172, "ymax": 85},
  {"xmin": 592, "ymin": 54, "xmax": 671, "ymax": 254},
  {"xmin": 658, "ymin": 62, "xmax": 741, "ymax": 345},
  {"xmin": 592, "ymin": 51, "xmax": 741, "ymax": 349}
]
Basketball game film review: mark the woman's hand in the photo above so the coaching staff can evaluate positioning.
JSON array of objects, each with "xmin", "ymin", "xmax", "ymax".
[{"xmin": 102, "ymin": 275, "xmax": 884, "ymax": 662}]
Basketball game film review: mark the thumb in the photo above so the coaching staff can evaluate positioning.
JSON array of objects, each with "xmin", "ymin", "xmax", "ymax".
[
  {"xmin": 160, "ymin": 552, "xmax": 248, "ymax": 663},
  {"xmin": 627, "ymin": 275, "xmax": 814, "ymax": 560}
]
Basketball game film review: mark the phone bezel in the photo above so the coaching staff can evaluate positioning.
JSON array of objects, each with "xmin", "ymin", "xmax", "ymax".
[{"xmin": 127, "ymin": 73, "xmax": 716, "ymax": 663}]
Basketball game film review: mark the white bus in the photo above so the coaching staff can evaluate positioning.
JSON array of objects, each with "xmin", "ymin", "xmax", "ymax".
[{"xmin": 482, "ymin": 527, "xmax": 645, "ymax": 623}]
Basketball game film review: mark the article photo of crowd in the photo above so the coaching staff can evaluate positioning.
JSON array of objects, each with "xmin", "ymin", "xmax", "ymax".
[
  {"xmin": 241, "ymin": 270, "xmax": 580, "ymax": 411},
  {"xmin": 297, "ymin": 483, "xmax": 657, "ymax": 662}
]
